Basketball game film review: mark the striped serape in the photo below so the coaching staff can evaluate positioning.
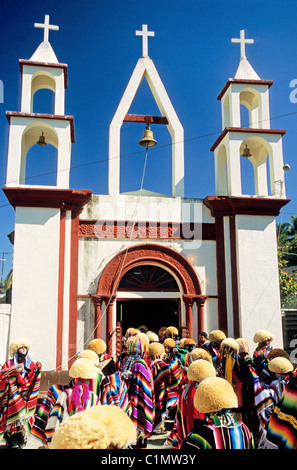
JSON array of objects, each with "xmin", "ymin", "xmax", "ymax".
[
  {"xmin": 0, "ymin": 358, "xmax": 41, "ymax": 440},
  {"xmin": 126, "ymin": 358, "xmax": 155, "ymax": 437},
  {"xmin": 266, "ymin": 370, "xmax": 297, "ymax": 449},
  {"xmin": 45, "ymin": 380, "xmax": 100, "ymax": 444},
  {"xmin": 100, "ymin": 371, "xmax": 131, "ymax": 414},
  {"xmin": 181, "ymin": 411, "xmax": 255, "ymax": 450}
]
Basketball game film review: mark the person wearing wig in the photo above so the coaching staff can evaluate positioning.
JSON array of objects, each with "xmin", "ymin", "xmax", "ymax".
[
  {"xmin": 121, "ymin": 335, "xmax": 154, "ymax": 449},
  {"xmin": 162, "ymin": 338, "xmax": 185, "ymax": 417},
  {"xmin": 44, "ymin": 358, "xmax": 100, "ymax": 446},
  {"xmin": 253, "ymin": 329, "xmax": 274, "ymax": 376},
  {"xmin": 148, "ymin": 342, "xmax": 170, "ymax": 434},
  {"xmin": 31, "ymin": 349, "xmax": 102, "ymax": 447},
  {"xmin": 0, "ymin": 338, "xmax": 42, "ymax": 448},
  {"xmin": 50, "ymin": 405, "xmax": 137, "ymax": 449},
  {"xmin": 217, "ymin": 337, "xmax": 262, "ymax": 446},
  {"xmin": 181, "ymin": 377, "xmax": 255, "ymax": 449},
  {"xmin": 167, "ymin": 359, "xmax": 216, "ymax": 448}
]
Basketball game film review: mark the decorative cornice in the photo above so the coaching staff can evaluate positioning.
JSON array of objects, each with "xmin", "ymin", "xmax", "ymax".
[
  {"xmin": 2, "ymin": 187, "xmax": 92, "ymax": 212},
  {"xmin": 217, "ymin": 78, "xmax": 273, "ymax": 101},
  {"xmin": 6, "ymin": 111, "xmax": 75, "ymax": 143},
  {"xmin": 19, "ymin": 59, "xmax": 68, "ymax": 89},
  {"xmin": 78, "ymin": 219, "xmax": 216, "ymax": 241},
  {"xmin": 210, "ymin": 127, "xmax": 286, "ymax": 151},
  {"xmin": 203, "ymin": 195, "xmax": 290, "ymax": 217}
]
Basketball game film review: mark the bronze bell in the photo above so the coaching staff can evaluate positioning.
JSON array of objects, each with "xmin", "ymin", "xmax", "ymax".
[
  {"xmin": 138, "ymin": 124, "xmax": 157, "ymax": 148},
  {"xmin": 37, "ymin": 131, "xmax": 46, "ymax": 147},
  {"xmin": 241, "ymin": 144, "xmax": 251, "ymax": 158}
]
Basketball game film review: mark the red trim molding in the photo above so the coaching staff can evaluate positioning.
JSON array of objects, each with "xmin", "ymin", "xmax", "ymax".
[
  {"xmin": 56, "ymin": 209, "xmax": 66, "ymax": 370},
  {"xmin": 217, "ymin": 79, "xmax": 273, "ymax": 101},
  {"xmin": 204, "ymin": 195, "xmax": 290, "ymax": 217},
  {"xmin": 3, "ymin": 187, "xmax": 92, "ymax": 212},
  {"xmin": 68, "ymin": 211, "xmax": 80, "ymax": 366},
  {"xmin": 210, "ymin": 127, "xmax": 286, "ymax": 152},
  {"xmin": 79, "ymin": 220, "xmax": 216, "ymax": 241},
  {"xmin": 6, "ymin": 111, "xmax": 75, "ymax": 143}
]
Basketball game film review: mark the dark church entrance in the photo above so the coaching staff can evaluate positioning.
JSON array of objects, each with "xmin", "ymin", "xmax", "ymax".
[{"xmin": 117, "ymin": 299, "xmax": 180, "ymax": 335}]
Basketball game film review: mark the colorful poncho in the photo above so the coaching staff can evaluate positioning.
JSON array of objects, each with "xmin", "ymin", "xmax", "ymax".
[
  {"xmin": 45, "ymin": 379, "xmax": 100, "ymax": 444},
  {"xmin": 123, "ymin": 354, "xmax": 154, "ymax": 437},
  {"xmin": 181, "ymin": 411, "xmax": 255, "ymax": 450},
  {"xmin": 31, "ymin": 382, "xmax": 73, "ymax": 444},
  {"xmin": 266, "ymin": 369, "xmax": 297, "ymax": 449},
  {"xmin": 0, "ymin": 356, "xmax": 41, "ymax": 440},
  {"xmin": 163, "ymin": 355, "xmax": 184, "ymax": 411},
  {"xmin": 149, "ymin": 358, "xmax": 172, "ymax": 431},
  {"xmin": 31, "ymin": 371, "xmax": 102, "ymax": 445},
  {"xmin": 100, "ymin": 370, "xmax": 131, "ymax": 414},
  {"xmin": 167, "ymin": 381, "xmax": 205, "ymax": 448}
]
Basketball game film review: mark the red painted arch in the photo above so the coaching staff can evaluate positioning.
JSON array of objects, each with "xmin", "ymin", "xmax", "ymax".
[{"xmin": 97, "ymin": 243, "xmax": 202, "ymax": 297}]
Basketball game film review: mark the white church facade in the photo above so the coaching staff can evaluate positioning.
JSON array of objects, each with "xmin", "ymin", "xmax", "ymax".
[{"xmin": 1, "ymin": 18, "xmax": 289, "ymax": 371}]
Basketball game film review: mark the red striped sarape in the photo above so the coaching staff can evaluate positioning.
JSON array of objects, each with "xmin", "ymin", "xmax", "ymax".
[
  {"xmin": 167, "ymin": 380, "xmax": 205, "ymax": 448},
  {"xmin": 149, "ymin": 358, "xmax": 172, "ymax": 431},
  {"xmin": 0, "ymin": 358, "xmax": 41, "ymax": 441},
  {"xmin": 125, "ymin": 357, "xmax": 154, "ymax": 437},
  {"xmin": 100, "ymin": 370, "xmax": 131, "ymax": 414},
  {"xmin": 266, "ymin": 369, "xmax": 297, "ymax": 449},
  {"xmin": 163, "ymin": 355, "xmax": 184, "ymax": 411}
]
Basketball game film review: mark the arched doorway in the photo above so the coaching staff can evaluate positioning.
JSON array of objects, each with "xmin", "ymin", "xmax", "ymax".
[
  {"xmin": 117, "ymin": 264, "xmax": 180, "ymax": 334},
  {"xmin": 92, "ymin": 243, "xmax": 206, "ymax": 355}
]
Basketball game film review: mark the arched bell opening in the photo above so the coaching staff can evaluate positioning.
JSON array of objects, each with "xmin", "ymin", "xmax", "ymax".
[
  {"xmin": 239, "ymin": 136, "xmax": 272, "ymax": 197},
  {"xmin": 120, "ymin": 78, "xmax": 172, "ymax": 196},
  {"xmin": 20, "ymin": 122, "xmax": 58, "ymax": 186},
  {"xmin": 31, "ymin": 71, "xmax": 56, "ymax": 114},
  {"xmin": 239, "ymin": 88, "xmax": 261, "ymax": 128}
]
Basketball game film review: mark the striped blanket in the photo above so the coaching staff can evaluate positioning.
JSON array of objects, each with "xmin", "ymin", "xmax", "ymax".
[
  {"xmin": 126, "ymin": 358, "xmax": 154, "ymax": 437},
  {"xmin": 100, "ymin": 371, "xmax": 131, "ymax": 414},
  {"xmin": 163, "ymin": 355, "xmax": 184, "ymax": 411},
  {"xmin": 266, "ymin": 370, "xmax": 297, "ymax": 449},
  {"xmin": 167, "ymin": 381, "xmax": 205, "ymax": 448},
  {"xmin": 150, "ymin": 358, "xmax": 172, "ymax": 430},
  {"xmin": 0, "ymin": 359, "xmax": 41, "ymax": 440},
  {"xmin": 181, "ymin": 412, "xmax": 255, "ymax": 449}
]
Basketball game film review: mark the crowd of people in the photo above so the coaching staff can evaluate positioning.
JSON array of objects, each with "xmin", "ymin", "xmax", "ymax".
[{"xmin": 0, "ymin": 326, "xmax": 296, "ymax": 450}]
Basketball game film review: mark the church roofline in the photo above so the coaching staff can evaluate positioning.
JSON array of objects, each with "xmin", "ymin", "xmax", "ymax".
[
  {"xmin": 19, "ymin": 59, "xmax": 68, "ymax": 89},
  {"xmin": 210, "ymin": 126, "xmax": 286, "ymax": 151},
  {"xmin": 217, "ymin": 78, "xmax": 274, "ymax": 100}
]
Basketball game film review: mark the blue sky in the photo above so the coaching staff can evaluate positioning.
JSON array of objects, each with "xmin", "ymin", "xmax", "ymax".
[{"xmin": 1, "ymin": 0, "xmax": 297, "ymax": 279}]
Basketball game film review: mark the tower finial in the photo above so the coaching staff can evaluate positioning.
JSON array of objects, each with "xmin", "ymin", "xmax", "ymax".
[
  {"xmin": 135, "ymin": 24, "xmax": 155, "ymax": 57},
  {"xmin": 34, "ymin": 14, "xmax": 59, "ymax": 43},
  {"xmin": 231, "ymin": 29, "xmax": 254, "ymax": 60}
]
